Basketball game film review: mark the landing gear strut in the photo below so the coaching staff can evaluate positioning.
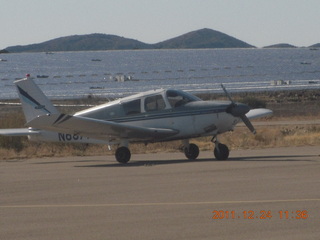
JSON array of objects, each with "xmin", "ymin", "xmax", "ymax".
[
  {"xmin": 115, "ymin": 146, "xmax": 131, "ymax": 164},
  {"xmin": 212, "ymin": 137, "xmax": 229, "ymax": 160}
]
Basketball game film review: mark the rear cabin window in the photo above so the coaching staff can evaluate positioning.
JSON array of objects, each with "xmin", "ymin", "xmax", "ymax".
[
  {"xmin": 144, "ymin": 95, "xmax": 166, "ymax": 112},
  {"xmin": 122, "ymin": 99, "xmax": 141, "ymax": 115}
]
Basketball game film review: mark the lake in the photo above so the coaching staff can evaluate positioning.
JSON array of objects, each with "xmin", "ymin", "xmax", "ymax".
[{"xmin": 0, "ymin": 48, "xmax": 319, "ymax": 99}]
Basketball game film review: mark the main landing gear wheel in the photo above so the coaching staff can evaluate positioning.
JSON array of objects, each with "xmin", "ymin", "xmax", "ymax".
[
  {"xmin": 214, "ymin": 143, "xmax": 229, "ymax": 160},
  {"xmin": 184, "ymin": 143, "xmax": 200, "ymax": 160},
  {"xmin": 115, "ymin": 146, "xmax": 131, "ymax": 164}
]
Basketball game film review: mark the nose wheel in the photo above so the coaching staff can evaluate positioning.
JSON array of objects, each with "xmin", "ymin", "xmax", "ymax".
[
  {"xmin": 212, "ymin": 137, "xmax": 229, "ymax": 160},
  {"xmin": 214, "ymin": 143, "xmax": 229, "ymax": 160}
]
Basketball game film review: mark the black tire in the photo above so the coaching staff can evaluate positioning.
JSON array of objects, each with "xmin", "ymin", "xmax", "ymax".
[
  {"xmin": 115, "ymin": 146, "xmax": 131, "ymax": 164},
  {"xmin": 184, "ymin": 143, "xmax": 200, "ymax": 160},
  {"xmin": 214, "ymin": 143, "xmax": 229, "ymax": 160}
]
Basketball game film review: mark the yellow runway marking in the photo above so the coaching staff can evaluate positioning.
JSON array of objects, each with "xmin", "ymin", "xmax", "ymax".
[{"xmin": 1, "ymin": 198, "xmax": 319, "ymax": 208}]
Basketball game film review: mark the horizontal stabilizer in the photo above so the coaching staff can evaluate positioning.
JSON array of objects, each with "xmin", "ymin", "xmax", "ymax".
[
  {"xmin": 0, "ymin": 128, "xmax": 40, "ymax": 136},
  {"xmin": 246, "ymin": 108, "xmax": 273, "ymax": 120}
]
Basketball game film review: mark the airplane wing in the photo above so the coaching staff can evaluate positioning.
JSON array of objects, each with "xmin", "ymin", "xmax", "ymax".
[
  {"xmin": 246, "ymin": 108, "xmax": 273, "ymax": 120},
  {"xmin": 0, "ymin": 128, "xmax": 40, "ymax": 136},
  {"xmin": 26, "ymin": 114, "xmax": 179, "ymax": 142}
]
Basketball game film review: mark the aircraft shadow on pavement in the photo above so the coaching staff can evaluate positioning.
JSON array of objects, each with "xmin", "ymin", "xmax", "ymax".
[
  {"xmin": 33, "ymin": 159, "xmax": 107, "ymax": 165},
  {"xmin": 76, "ymin": 158, "xmax": 213, "ymax": 168},
  {"xmin": 76, "ymin": 154, "xmax": 317, "ymax": 168}
]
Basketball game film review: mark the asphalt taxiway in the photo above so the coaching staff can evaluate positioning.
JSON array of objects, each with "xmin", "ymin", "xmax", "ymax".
[{"xmin": 1, "ymin": 146, "xmax": 320, "ymax": 240}]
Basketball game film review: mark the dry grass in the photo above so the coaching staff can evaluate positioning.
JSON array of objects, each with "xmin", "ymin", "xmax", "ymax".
[{"xmin": 220, "ymin": 125, "xmax": 320, "ymax": 149}]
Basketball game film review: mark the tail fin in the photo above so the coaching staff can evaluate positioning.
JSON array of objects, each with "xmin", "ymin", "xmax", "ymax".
[{"xmin": 14, "ymin": 75, "xmax": 59, "ymax": 122}]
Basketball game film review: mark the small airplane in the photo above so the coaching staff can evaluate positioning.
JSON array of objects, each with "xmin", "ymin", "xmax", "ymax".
[{"xmin": 0, "ymin": 75, "xmax": 272, "ymax": 163}]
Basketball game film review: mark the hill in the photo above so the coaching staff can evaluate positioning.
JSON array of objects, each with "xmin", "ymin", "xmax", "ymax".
[
  {"xmin": 154, "ymin": 28, "xmax": 254, "ymax": 49},
  {"xmin": 0, "ymin": 49, "xmax": 9, "ymax": 54},
  {"xmin": 4, "ymin": 28, "xmax": 255, "ymax": 53},
  {"xmin": 263, "ymin": 43, "xmax": 297, "ymax": 48},
  {"xmin": 5, "ymin": 34, "xmax": 150, "ymax": 53},
  {"xmin": 309, "ymin": 43, "xmax": 320, "ymax": 48}
]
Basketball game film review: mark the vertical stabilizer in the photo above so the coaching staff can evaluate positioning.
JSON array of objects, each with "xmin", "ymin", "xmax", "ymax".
[{"xmin": 14, "ymin": 75, "xmax": 59, "ymax": 122}]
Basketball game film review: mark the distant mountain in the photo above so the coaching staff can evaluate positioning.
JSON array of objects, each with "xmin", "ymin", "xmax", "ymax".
[
  {"xmin": 154, "ymin": 28, "xmax": 255, "ymax": 49},
  {"xmin": 5, "ymin": 34, "xmax": 150, "ymax": 53},
  {"xmin": 309, "ymin": 43, "xmax": 320, "ymax": 48},
  {"xmin": 4, "ymin": 28, "xmax": 255, "ymax": 53},
  {"xmin": 263, "ymin": 43, "xmax": 297, "ymax": 48},
  {"xmin": 0, "ymin": 49, "xmax": 9, "ymax": 54}
]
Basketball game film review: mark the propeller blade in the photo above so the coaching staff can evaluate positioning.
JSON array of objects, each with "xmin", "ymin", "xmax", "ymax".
[
  {"xmin": 240, "ymin": 115, "xmax": 256, "ymax": 134},
  {"xmin": 221, "ymin": 84, "xmax": 234, "ymax": 104},
  {"xmin": 221, "ymin": 84, "xmax": 256, "ymax": 134}
]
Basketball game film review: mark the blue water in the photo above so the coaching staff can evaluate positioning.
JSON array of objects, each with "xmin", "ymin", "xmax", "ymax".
[{"xmin": 0, "ymin": 48, "xmax": 319, "ymax": 99}]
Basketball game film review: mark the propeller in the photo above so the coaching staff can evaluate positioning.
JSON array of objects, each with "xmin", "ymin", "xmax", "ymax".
[{"xmin": 221, "ymin": 84, "xmax": 256, "ymax": 134}]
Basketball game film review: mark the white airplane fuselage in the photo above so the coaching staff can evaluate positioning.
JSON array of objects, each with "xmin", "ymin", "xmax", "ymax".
[{"xmin": 29, "ymin": 91, "xmax": 240, "ymax": 144}]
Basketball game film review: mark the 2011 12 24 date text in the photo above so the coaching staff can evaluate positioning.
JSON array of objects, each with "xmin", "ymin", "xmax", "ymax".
[{"xmin": 212, "ymin": 210, "xmax": 308, "ymax": 220}]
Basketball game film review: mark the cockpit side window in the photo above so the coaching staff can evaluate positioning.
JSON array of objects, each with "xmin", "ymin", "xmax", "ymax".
[
  {"xmin": 166, "ymin": 90, "xmax": 200, "ymax": 108},
  {"xmin": 122, "ymin": 99, "xmax": 141, "ymax": 115},
  {"xmin": 145, "ymin": 95, "xmax": 166, "ymax": 112}
]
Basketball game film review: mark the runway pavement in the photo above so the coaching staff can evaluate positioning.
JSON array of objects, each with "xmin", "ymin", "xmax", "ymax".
[{"xmin": 1, "ymin": 146, "xmax": 320, "ymax": 240}]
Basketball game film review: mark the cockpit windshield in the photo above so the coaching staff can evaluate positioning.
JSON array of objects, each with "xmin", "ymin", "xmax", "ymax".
[{"xmin": 166, "ymin": 90, "xmax": 201, "ymax": 108}]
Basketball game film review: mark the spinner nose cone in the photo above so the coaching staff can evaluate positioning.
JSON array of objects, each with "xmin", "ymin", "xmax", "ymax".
[
  {"xmin": 238, "ymin": 103, "xmax": 251, "ymax": 115},
  {"xmin": 227, "ymin": 103, "xmax": 250, "ymax": 117}
]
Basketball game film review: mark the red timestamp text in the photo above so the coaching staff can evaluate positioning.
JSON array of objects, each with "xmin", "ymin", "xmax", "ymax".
[{"xmin": 212, "ymin": 210, "xmax": 308, "ymax": 220}]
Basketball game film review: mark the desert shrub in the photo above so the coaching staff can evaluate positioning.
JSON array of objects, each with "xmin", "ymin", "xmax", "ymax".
[
  {"xmin": 0, "ymin": 136, "xmax": 25, "ymax": 152},
  {"xmin": 0, "ymin": 112, "xmax": 26, "ymax": 152},
  {"xmin": 240, "ymin": 96, "xmax": 266, "ymax": 108}
]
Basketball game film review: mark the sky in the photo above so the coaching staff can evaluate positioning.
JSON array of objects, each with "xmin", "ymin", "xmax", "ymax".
[{"xmin": 1, "ymin": 0, "xmax": 320, "ymax": 49}]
